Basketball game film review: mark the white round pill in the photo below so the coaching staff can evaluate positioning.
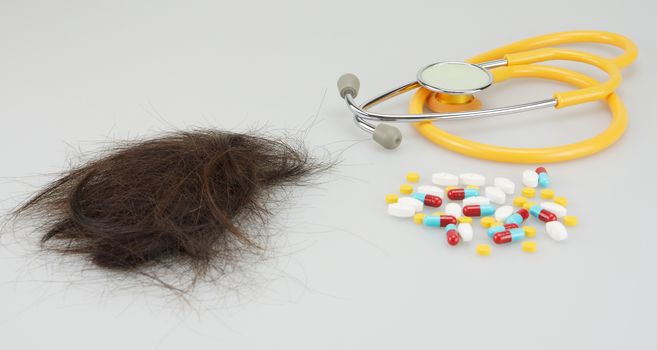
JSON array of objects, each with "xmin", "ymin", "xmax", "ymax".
[
  {"xmin": 485, "ymin": 186, "xmax": 506, "ymax": 204},
  {"xmin": 397, "ymin": 197, "xmax": 423, "ymax": 212},
  {"xmin": 445, "ymin": 203, "xmax": 462, "ymax": 218},
  {"xmin": 546, "ymin": 221, "xmax": 568, "ymax": 241},
  {"xmin": 522, "ymin": 169, "xmax": 539, "ymax": 188},
  {"xmin": 417, "ymin": 185, "xmax": 444, "ymax": 198},
  {"xmin": 458, "ymin": 223, "xmax": 473, "ymax": 242},
  {"xmin": 462, "ymin": 196, "xmax": 490, "ymax": 206},
  {"xmin": 540, "ymin": 202, "xmax": 567, "ymax": 218},
  {"xmin": 460, "ymin": 173, "xmax": 486, "ymax": 186},
  {"xmin": 494, "ymin": 177, "xmax": 515, "ymax": 194},
  {"xmin": 432, "ymin": 172, "xmax": 459, "ymax": 186},
  {"xmin": 495, "ymin": 205, "xmax": 514, "ymax": 221},
  {"xmin": 387, "ymin": 203, "xmax": 415, "ymax": 218}
]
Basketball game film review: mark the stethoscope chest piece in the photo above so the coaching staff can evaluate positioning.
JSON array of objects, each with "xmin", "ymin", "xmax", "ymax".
[{"xmin": 417, "ymin": 61, "xmax": 492, "ymax": 95}]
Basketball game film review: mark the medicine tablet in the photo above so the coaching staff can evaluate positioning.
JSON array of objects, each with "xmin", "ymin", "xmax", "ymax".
[
  {"xmin": 387, "ymin": 203, "xmax": 415, "ymax": 218},
  {"xmin": 413, "ymin": 213, "xmax": 426, "ymax": 224},
  {"xmin": 485, "ymin": 186, "xmax": 506, "ymax": 204},
  {"xmin": 480, "ymin": 216, "xmax": 495, "ymax": 228},
  {"xmin": 513, "ymin": 196, "xmax": 528, "ymax": 207},
  {"xmin": 522, "ymin": 169, "xmax": 539, "ymax": 188},
  {"xmin": 458, "ymin": 223, "xmax": 474, "ymax": 242},
  {"xmin": 385, "ymin": 194, "xmax": 399, "ymax": 204},
  {"xmin": 400, "ymin": 184, "xmax": 413, "ymax": 194},
  {"xmin": 445, "ymin": 203, "xmax": 462, "ymax": 218},
  {"xmin": 417, "ymin": 185, "xmax": 444, "ymax": 198},
  {"xmin": 522, "ymin": 226, "xmax": 537, "ymax": 238},
  {"xmin": 493, "ymin": 177, "xmax": 515, "ymax": 194},
  {"xmin": 563, "ymin": 215, "xmax": 578, "ymax": 227},
  {"xmin": 476, "ymin": 244, "xmax": 491, "ymax": 256},
  {"xmin": 463, "ymin": 196, "xmax": 490, "ymax": 206},
  {"xmin": 553, "ymin": 196, "xmax": 568, "ymax": 207},
  {"xmin": 545, "ymin": 221, "xmax": 568, "ymax": 241},
  {"xmin": 522, "ymin": 241, "xmax": 537, "ymax": 253},
  {"xmin": 495, "ymin": 205, "xmax": 514, "ymax": 222},
  {"xmin": 458, "ymin": 216, "xmax": 473, "ymax": 224},
  {"xmin": 432, "ymin": 172, "xmax": 459, "ymax": 186},
  {"xmin": 540, "ymin": 202, "xmax": 567, "ymax": 218},
  {"xmin": 521, "ymin": 187, "xmax": 536, "ymax": 198},
  {"xmin": 406, "ymin": 172, "xmax": 420, "ymax": 182},
  {"xmin": 460, "ymin": 173, "xmax": 486, "ymax": 186},
  {"xmin": 398, "ymin": 197, "xmax": 423, "ymax": 212},
  {"xmin": 540, "ymin": 189, "xmax": 554, "ymax": 199}
]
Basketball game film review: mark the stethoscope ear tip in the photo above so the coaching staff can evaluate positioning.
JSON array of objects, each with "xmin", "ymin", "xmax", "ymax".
[
  {"xmin": 337, "ymin": 73, "xmax": 360, "ymax": 98},
  {"xmin": 372, "ymin": 124, "xmax": 402, "ymax": 149}
]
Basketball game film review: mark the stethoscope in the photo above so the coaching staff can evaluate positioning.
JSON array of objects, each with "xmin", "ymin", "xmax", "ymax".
[{"xmin": 338, "ymin": 31, "xmax": 637, "ymax": 163}]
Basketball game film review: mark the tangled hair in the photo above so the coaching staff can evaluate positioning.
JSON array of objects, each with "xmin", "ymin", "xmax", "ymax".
[{"xmin": 13, "ymin": 129, "xmax": 326, "ymax": 290}]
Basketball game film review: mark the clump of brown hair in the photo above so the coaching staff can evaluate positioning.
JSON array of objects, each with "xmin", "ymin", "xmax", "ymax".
[{"xmin": 13, "ymin": 129, "xmax": 326, "ymax": 290}]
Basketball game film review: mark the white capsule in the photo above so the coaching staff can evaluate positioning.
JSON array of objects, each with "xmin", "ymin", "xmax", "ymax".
[
  {"xmin": 460, "ymin": 173, "xmax": 486, "ymax": 186},
  {"xmin": 458, "ymin": 223, "xmax": 473, "ymax": 242},
  {"xmin": 445, "ymin": 203, "xmax": 462, "ymax": 218},
  {"xmin": 397, "ymin": 197, "xmax": 423, "ymax": 212},
  {"xmin": 387, "ymin": 203, "xmax": 415, "ymax": 218},
  {"xmin": 495, "ymin": 205, "xmax": 514, "ymax": 221},
  {"xmin": 546, "ymin": 221, "xmax": 568, "ymax": 241},
  {"xmin": 463, "ymin": 196, "xmax": 490, "ymax": 206},
  {"xmin": 485, "ymin": 186, "xmax": 506, "ymax": 204},
  {"xmin": 417, "ymin": 185, "xmax": 444, "ymax": 198},
  {"xmin": 493, "ymin": 177, "xmax": 515, "ymax": 194},
  {"xmin": 522, "ymin": 169, "xmax": 539, "ymax": 188},
  {"xmin": 432, "ymin": 172, "xmax": 459, "ymax": 186},
  {"xmin": 540, "ymin": 202, "xmax": 567, "ymax": 218}
]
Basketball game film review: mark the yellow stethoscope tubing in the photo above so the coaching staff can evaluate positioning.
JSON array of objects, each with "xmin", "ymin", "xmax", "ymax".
[{"xmin": 411, "ymin": 31, "xmax": 637, "ymax": 163}]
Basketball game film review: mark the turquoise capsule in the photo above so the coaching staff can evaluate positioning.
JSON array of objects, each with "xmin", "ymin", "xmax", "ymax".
[
  {"xmin": 529, "ymin": 205, "xmax": 542, "ymax": 218},
  {"xmin": 487, "ymin": 223, "xmax": 519, "ymax": 237},
  {"xmin": 423, "ymin": 215, "xmax": 457, "ymax": 227},
  {"xmin": 493, "ymin": 227, "xmax": 526, "ymax": 244},
  {"xmin": 505, "ymin": 208, "xmax": 529, "ymax": 225}
]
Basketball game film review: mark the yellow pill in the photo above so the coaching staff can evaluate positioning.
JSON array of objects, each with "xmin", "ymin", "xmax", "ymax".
[
  {"xmin": 540, "ymin": 189, "xmax": 555, "ymax": 199},
  {"xmin": 476, "ymin": 244, "xmax": 491, "ymax": 256},
  {"xmin": 523, "ymin": 226, "xmax": 537, "ymax": 238},
  {"xmin": 513, "ymin": 196, "xmax": 528, "ymax": 207},
  {"xmin": 522, "ymin": 187, "xmax": 536, "ymax": 198},
  {"xmin": 491, "ymin": 221, "xmax": 504, "ymax": 228},
  {"xmin": 445, "ymin": 186, "xmax": 456, "ymax": 192},
  {"xmin": 413, "ymin": 213, "xmax": 426, "ymax": 224},
  {"xmin": 480, "ymin": 216, "xmax": 495, "ymax": 228},
  {"xmin": 432, "ymin": 211, "xmax": 445, "ymax": 216},
  {"xmin": 458, "ymin": 216, "xmax": 473, "ymax": 224},
  {"xmin": 522, "ymin": 241, "xmax": 537, "ymax": 253},
  {"xmin": 406, "ymin": 172, "xmax": 420, "ymax": 183},
  {"xmin": 554, "ymin": 196, "xmax": 568, "ymax": 207},
  {"xmin": 400, "ymin": 184, "xmax": 413, "ymax": 194},
  {"xmin": 523, "ymin": 201, "xmax": 537, "ymax": 210},
  {"xmin": 385, "ymin": 193, "xmax": 399, "ymax": 204},
  {"xmin": 466, "ymin": 185, "xmax": 480, "ymax": 189},
  {"xmin": 563, "ymin": 215, "xmax": 578, "ymax": 226}
]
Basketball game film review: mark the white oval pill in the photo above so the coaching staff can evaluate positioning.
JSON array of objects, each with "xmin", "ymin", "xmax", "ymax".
[
  {"xmin": 522, "ymin": 169, "xmax": 539, "ymax": 188},
  {"xmin": 495, "ymin": 205, "xmax": 514, "ymax": 221},
  {"xmin": 546, "ymin": 221, "xmax": 568, "ymax": 241},
  {"xmin": 540, "ymin": 202, "xmax": 567, "ymax": 218},
  {"xmin": 485, "ymin": 186, "xmax": 506, "ymax": 204},
  {"xmin": 387, "ymin": 203, "xmax": 415, "ymax": 218},
  {"xmin": 494, "ymin": 177, "xmax": 515, "ymax": 194},
  {"xmin": 462, "ymin": 196, "xmax": 490, "ymax": 206},
  {"xmin": 446, "ymin": 203, "xmax": 462, "ymax": 218},
  {"xmin": 397, "ymin": 197, "xmax": 423, "ymax": 212},
  {"xmin": 432, "ymin": 172, "xmax": 459, "ymax": 186},
  {"xmin": 458, "ymin": 223, "xmax": 473, "ymax": 242},
  {"xmin": 418, "ymin": 185, "xmax": 444, "ymax": 198},
  {"xmin": 460, "ymin": 173, "xmax": 486, "ymax": 186}
]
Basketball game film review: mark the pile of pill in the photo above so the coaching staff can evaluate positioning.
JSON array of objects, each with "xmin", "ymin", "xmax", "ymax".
[{"xmin": 385, "ymin": 168, "xmax": 578, "ymax": 255}]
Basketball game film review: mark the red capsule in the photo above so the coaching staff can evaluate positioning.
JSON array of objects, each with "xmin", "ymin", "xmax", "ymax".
[
  {"xmin": 446, "ymin": 228, "xmax": 460, "ymax": 246},
  {"xmin": 537, "ymin": 209, "xmax": 557, "ymax": 222},
  {"xmin": 439, "ymin": 215, "xmax": 457, "ymax": 227},
  {"xmin": 447, "ymin": 188, "xmax": 465, "ymax": 200},
  {"xmin": 423, "ymin": 194, "xmax": 442, "ymax": 207},
  {"xmin": 462, "ymin": 204, "xmax": 495, "ymax": 217},
  {"xmin": 493, "ymin": 228, "xmax": 525, "ymax": 244}
]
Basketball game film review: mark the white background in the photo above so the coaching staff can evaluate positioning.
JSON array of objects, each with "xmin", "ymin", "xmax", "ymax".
[{"xmin": 1, "ymin": 0, "xmax": 657, "ymax": 349}]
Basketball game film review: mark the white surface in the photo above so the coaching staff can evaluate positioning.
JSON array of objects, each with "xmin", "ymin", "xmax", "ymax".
[{"xmin": 1, "ymin": 0, "xmax": 657, "ymax": 349}]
